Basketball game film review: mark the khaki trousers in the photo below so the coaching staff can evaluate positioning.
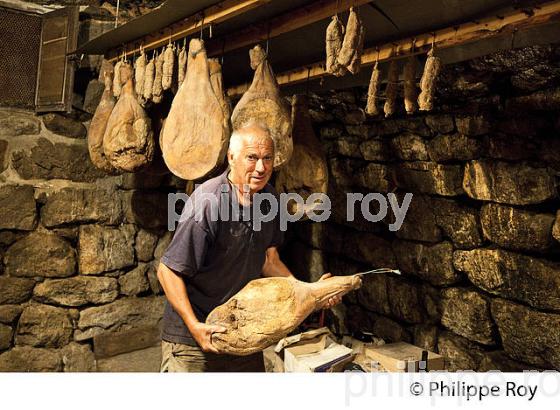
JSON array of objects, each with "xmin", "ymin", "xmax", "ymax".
[{"xmin": 160, "ymin": 340, "xmax": 265, "ymax": 372}]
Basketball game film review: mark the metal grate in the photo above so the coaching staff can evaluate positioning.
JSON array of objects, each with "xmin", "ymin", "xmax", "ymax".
[{"xmin": 0, "ymin": 7, "xmax": 41, "ymax": 109}]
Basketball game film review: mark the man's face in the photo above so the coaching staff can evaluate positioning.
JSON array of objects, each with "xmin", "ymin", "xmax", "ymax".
[{"xmin": 228, "ymin": 129, "xmax": 274, "ymax": 194}]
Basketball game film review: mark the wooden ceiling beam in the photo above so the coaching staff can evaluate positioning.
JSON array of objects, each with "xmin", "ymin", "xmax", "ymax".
[
  {"xmin": 227, "ymin": 0, "xmax": 560, "ymax": 97},
  {"xmin": 205, "ymin": 0, "xmax": 373, "ymax": 57},
  {"xmin": 106, "ymin": 0, "xmax": 271, "ymax": 62}
]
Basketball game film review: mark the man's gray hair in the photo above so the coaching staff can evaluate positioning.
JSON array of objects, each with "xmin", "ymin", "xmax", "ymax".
[{"xmin": 228, "ymin": 121, "xmax": 274, "ymax": 158}]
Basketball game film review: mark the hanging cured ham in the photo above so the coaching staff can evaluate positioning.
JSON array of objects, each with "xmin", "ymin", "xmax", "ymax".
[
  {"xmin": 231, "ymin": 45, "xmax": 292, "ymax": 168},
  {"xmin": 103, "ymin": 63, "xmax": 154, "ymax": 172},
  {"xmin": 161, "ymin": 39, "xmax": 229, "ymax": 180},
  {"xmin": 276, "ymin": 95, "xmax": 328, "ymax": 217},
  {"xmin": 87, "ymin": 60, "xmax": 119, "ymax": 174},
  {"xmin": 208, "ymin": 58, "xmax": 232, "ymax": 128},
  {"xmin": 206, "ymin": 275, "xmax": 362, "ymax": 356}
]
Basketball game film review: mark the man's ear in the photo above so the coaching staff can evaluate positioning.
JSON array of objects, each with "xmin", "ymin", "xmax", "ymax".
[{"xmin": 227, "ymin": 150, "xmax": 234, "ymax": 166}]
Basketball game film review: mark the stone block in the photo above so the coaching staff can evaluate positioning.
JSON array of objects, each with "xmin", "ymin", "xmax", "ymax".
[
  {"xmin": 0, "ymin": 277, "xmax": 35, "ymax": 304},
  {"xmin": 41, "ymin": 113, "xmax": 86, "ymax": 139},
  {"xmin": 395, "ymin": 161, "xmax": 464, "ymax": 196},
  {"xmin": 0, "ymin": 110, "xmax": 40, "ymax": 137},
  {"xmin": 93, "ymin": 325, "xmax": 161, "ymax": 359},
  {"xmin": 33, "ymin": 276, "xmax": 118, "ymax": 307},
  {"xmin": 428, "ymin": 133, "xmax": 481, "ymax": 162},
  {"xmin": 0, "ymin": 346, "xmax": 62, "ymax": 372},
  {"xmin": 0, "ymin": 185, "xmax": 37, "ymax": 230},
  {"xmin": 16, "ymin": 304, "xmax": 73, "ymax": 348},
  {"xmin": 118, "ymin": 264, "xmax": 151, "ymax": 296},
  {"xmin": 437, "ymin": 331, "xmax": 485, "ymax": 371}
]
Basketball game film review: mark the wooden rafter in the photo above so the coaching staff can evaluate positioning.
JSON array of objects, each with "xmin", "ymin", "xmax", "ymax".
[
  {"xmin": 205, "ymin": 0, "xmax": 373, "ymax": 57},
  {"xmin": 227, "ymin": 0, "xmax": 560, "ymax": 96},
  {"xmin": 106, "ymin": 0, "xmax": 271, "ymax": 62}
]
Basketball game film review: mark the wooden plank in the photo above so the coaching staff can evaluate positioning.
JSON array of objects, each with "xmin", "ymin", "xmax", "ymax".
[
  {"xmin": 206, "ymin": 0, "xmax": 372, "ymax": 57},
  {"xmin": 106, "ymin": 0, "xmax": 270, "ymax": 62},
  {"xmin": 227, "ymin": 0, "xmax": 560, "ymax": 97}
]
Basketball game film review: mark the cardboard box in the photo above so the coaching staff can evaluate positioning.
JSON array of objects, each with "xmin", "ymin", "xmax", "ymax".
[
  {"xmin": 265, "ymin": 327, "xmax": 354, "ymax": 372},
  {"xmin": 364, "ymin": 342, "xmax": 444, "ymax": 372}
]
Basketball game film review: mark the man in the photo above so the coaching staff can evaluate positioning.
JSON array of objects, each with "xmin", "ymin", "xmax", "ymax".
[{"xmin": 157, "ymin": 123, "xmax": 340, "ymax": 372}]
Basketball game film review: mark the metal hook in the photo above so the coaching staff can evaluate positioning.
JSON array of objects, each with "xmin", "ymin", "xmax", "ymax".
[
  {"xmin": 510, "ymin": 27, "xmax": 518, "ymax": 50},
  {"xmin": 199, "ymin": 14, "xmax": 205, "ymax": 40},
  {"xmin": 431, "ymin": 32, "xmax": 436, "ymax": 49},
  {"xmin": 376, "ymin": 46, "xmax": 380, "ymax": 63},
  {"xmin": 265, "ymin": 21, "xmax": 271, "ymax": 55},
  {"xmin": 305, "ymin": 67, "xmax": 311, "ymax": 96}
]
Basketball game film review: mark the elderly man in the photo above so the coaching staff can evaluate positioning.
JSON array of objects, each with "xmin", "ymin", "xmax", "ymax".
[{"xmin": 157, "ymin": 123, "xmax": 339, "ymax": 372}]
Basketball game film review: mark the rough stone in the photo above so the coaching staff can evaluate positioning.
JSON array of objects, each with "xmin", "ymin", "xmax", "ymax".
[
  {"xmin": 319, "ymin": 124, "xmax": 345, "ymax": 140},
  {"xmin": 372, "ymin": 316, "xmax": 411, "ymax": 343},
  {"xmin": 328, "ymin": 157, "xmax": 356, "ymax": 188},
  {"xmin": 83, "ymin": 79, "xmax": 105, "ymax": 114},
  {"xmin": 0, "ymin": 139, "xmax": 7, "ymax": 172},
  {"xmin": 425, "ymin": 115, "xmax": 455, "ymax": 134},
  {"xmin": 395, "ymin": 161, "xmax": 464, "ymax": 196},
  {"xmin": 0, "ymin": 305, "xmax": 23, "ymax": 324},
  {"xmin": 329, "ymin": 139, "xmax": 361, "ymax": 158},
  {"xmin": 359, "ymin": 139, "xmax": 390, "ymax": 161},
  {"xmin": 0, "ymin": 277, "xmax": 35, "ymax": 304},
  {"xmin": 96, "ymin": 345, "xmax": 161, "ymax": 372},
  {"xmin": 146, "ymin": 262, "xmax": 163, "ymax": 295},
  {"xmin": 4, "ymin": 231, "xmax": 75, "ymax": 278},
  {"xmin": 0, "ymin": 231, "xmax": 18, "ymax": 247},
  {"xmin": 394, "ymin": 195, "xmax": 442, "ymax": 243},
  {"xmin": 554, "ymin": 212, "xmax": 560, "ymax": 243},
  {"xmin": 386, "ymin": 276, "xmax": 424, "ymax": 324},
  {"xmin": 432, "ymin": 198, "xmax": 482, "ymax": 249},
  {"xmin": 357, "ymin": 273, "xmax": 391, "ymax": 316},
  {"xmin": 391, "ymin": 134, "xmax": 429, "ymax": 161},
  {"xmin": 12, "ymin": 137, "xmax": 105, "ymax": 182},
  {"xmin": 285, "ymin": 242, "xmax": 327, "ymax": 283},
  {"xmin": 41, "ymin": 113, "xmax": 86, "ymax": 138},
  {"xmin": 61, "ymin": 342, "xmax": 96, "ymax": 372},
  {"xmin": 93, "ymin": 325, "xmax": 161, "ymax": 359},
  {"xmin": 393, "ymin": 240, "xmax": 460, "ymax": 286},
  {"xmin": 455, "ymin": 115, "xmax": 491, "ymax": 136},
  {"xmin": 135, "ymin": 229, "xmax": 159, "ymax": 262},
  {"xmin": 344, "ymin": 108, "xmax": 366, "ymax": 125},
  {"xmin": 413, "ymin": 325, "xmax": 438, "ymax": 353},
  {"xmin": 0, "ymin": 346, "xmax": 62, "ymax": 372},
  {"xmin": 454, "ymin": 248, "xmax": 560, "ymax": 311},
  {"xmin": 122, "ymin": 191, "xmax": 169, "ymax": 229},
  {"xmin": 491, "ymin": 298, "xmax": 560, "ymax": 370},
  {"xmin": 78, "ymin": 224, "xmax": 135, "ymax": 275},
  {"xmin": 437, "ymin": 331, "xmax": 485, "ymax": 371},
  {"xmin": 428, "ymin": 133, "xmax": 482, "ymax": 162},
  {"xmin": 117, "ymin": 171, "xmax": 166, "ymax": 190},
  {"xmin": 344, "ymin": 232, "xmax": 396, "ymax": 268},
  {"xmin": 119, "ymin": 264, "xmax": 150, "ymax": 296},
  {"xmin": 480, "ymin": 203, "xmax": 555, "ymax": 252},
  {"xmin": 16, "ymin": 304, "xmax": 73, "ymax": 348},
  {"xmin": 0, "ymin": 185, "xmax": 37, "ymax": 230},
  {"xmin": 0, "ymin": 110, "xmax": 40, "ymax": 137},
  {"xmin": 33, "ymin": 276, "xmax": 118, "ymax": 307},
  {"xmin": 511, "ymin": 65, "xmax": 560, "ymax": 92},
  {"xmin": 478, "ymin": 351, "xmax": 535, "ymax": 372},
  {"xmin": 76, "ymin": 296, "xmax": 165, "ymax": 340},
  {"xmin": 441, "ymin": 288, "xmax": 496, "ymax": 345},
  {"xmin": 507, "ymin": 88, "xmax": 560, "ymax": 111},
  {"xmin": 485, "ymin": 134, "xmax": 538, "ymax": 161},
  {"xmin": 463, "ymin": 160, "xmax": 556, "ymax": 205},
  {"xmin": 153, "ymin": 231, "xmax": 173, "ymax": 262},
  {"xmin": 357, "ymin": 163, "xmax": 393, "ymax": 192},
  {"xmin": 0, "ymin": 324, "xmax": 13, "ymax": 350},
  {"xmin": 421, "ymin": 283, "xmax": 442, "ymax": 324},
  {"xmin": 345, "ymin": 124, "xmax": 370, "ymax": 138},
  {"xmin": 345, "ymin": 304, "xmax": 376, "ymax": 335},
  {"xmin": 41, "ymin": 187, "xmax": 123, "ymax": 227}
]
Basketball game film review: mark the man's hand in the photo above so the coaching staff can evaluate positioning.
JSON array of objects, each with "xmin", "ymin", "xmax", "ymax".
[
  {"xmin": 189, "ymin": 322, "xmax": 226, "ymax": 353},
  {"xmin": 318, "ymin": 272, "xmax": 343, "ymax": 309}
]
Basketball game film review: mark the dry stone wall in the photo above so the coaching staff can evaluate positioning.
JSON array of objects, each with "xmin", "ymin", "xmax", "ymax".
[
  {"xmin": 283, "ymin": 44, "xmax": 560, "ymax": 371},
  {"xmin": 0, "ymin": 108, "xmax": 182, "ymax": 371}
]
